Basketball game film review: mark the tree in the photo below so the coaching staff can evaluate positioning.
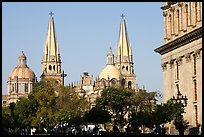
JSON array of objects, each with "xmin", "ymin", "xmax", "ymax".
[
  {"xmin": 172, "ymin": 102, "xmax": 189, "ymax": 135},
  {"xmin": 128, "ymin": 89, "xmax": 157, "ymax": 132},
  {"xmin": 173, "ymin": 115, "xmax": 189, "ymax": 135},
  {"xmin": 14, "ymin": 97, "xmax": 38, "ymax": 130},
  {"xmin": 84, "ymin": 106, "xmax": 111, "ymax": 124},
  {"xmin": 95, "ymin": 87, "xmax": 135, "ymax": 130},
  {"xmin": 55, "ymin": 86, "xmax": 89, "ymax": 127}
]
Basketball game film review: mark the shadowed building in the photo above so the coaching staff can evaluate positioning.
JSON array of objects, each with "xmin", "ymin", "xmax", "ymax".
[{"xmin": 154, "ymin": 2, "xmax": 202, "ymax": 135}]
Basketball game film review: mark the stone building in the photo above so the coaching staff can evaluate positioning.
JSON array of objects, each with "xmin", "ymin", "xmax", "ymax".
[
  {"xmin": 2, "ymin": 51, "xmax": 36, "ymax": 107},
  {"xmin": 94, "ymin": 15, "xmax": 137, "ymax": 93},
  {"xmin": 154, "ymin": 2, "xmax": 202, "ymax": 135},
  {"xmin": 40, "ymin": 13, "xmax": 65, "ymax": 85}
]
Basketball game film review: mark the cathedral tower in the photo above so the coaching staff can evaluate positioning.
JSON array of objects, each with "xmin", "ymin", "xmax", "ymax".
[
  {"xmin": 41, "ymin": 12, "xmax": 63, "ymax": 84},
  {"xmin": 115, "ymin": 14, "xmax": 137, "ymax": 90}
]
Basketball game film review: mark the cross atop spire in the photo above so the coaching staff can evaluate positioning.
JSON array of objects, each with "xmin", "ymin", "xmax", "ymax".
[
  {"xmin": 49, "ymin": 11, "xmax": 54, "ymax": 16},
  {"xmin": 121, "ymin": 14, "xmax": 125, "ymax": 19}
]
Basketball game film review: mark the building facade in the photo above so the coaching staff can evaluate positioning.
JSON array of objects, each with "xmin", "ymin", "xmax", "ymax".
[
  {"xmin": 40, "ymin": 13, "xmax": 64, "ymax": 85},
  {"xmin": 2, "ymin": 51, "xmax": 36, "ymax": 107},
  {"xmin": 154, "ymin": 2, "xmax": 202, "ymax": 134}
]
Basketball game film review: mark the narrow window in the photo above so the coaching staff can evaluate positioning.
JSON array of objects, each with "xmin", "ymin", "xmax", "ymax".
[
  {"xmin": 15, "ymin": 83, "xmax": 17, "ymax": 92},
  {"xmin": 18, "ymin": 84, "xmax": 21, "ymax": 92},
  {"xmin": 194, "ymin": 80, "xmax": 197, "ymax": 101},
  {"xmin": 49, "ymin": 65, "xmax": 52, "ymax": 70},
  {"xmin": 122, "ymin": 66, "xmax": 125, "ymax": 72},
  {"xmin": 195, "ymin": 105, "xmax": 198, "ymax": 126},
  {"xmin": 169, "ymin": 14, "xmax": 172, "ymax": 35},
  {"xmin": 185, "ymin": 4, "xmax": 189, "ymax": 26},
  {"xmin": 177, "ymin": 10, "xmax": 180, "ymax": 32},
  {"xmin": 128, "ymin": 81, "xmax": 132, "ymax": 89},
  {"xmin": 121, "ymin": 79, "xmax": 125, "ymax": 87},
  {"xmin": 11, "ymin": 84, "xmax": 15, "ymax": 92},
  {"xmin": 194, "ymin": 55, "xmax": 196, "ymax": 75},
  {"xmin": 176, "ymin": 61, "xmax": 179, "ymax": 80},
  {"xmin": 126, "ymin": 66, "xmax": 128, "ymax": 71},
  {"xmin": 25, "ymin": 83, "xmax": 28, "ymax": 93}
]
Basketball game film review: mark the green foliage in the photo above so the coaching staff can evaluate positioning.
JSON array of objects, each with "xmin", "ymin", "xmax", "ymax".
[
  {"xmin": 2, "ymin": 107, "xmax": 13, "ymax": 128},
  {"xmin": 2, "ymin": 78, "xmax": 89, "ymax": 132},
  {"xmin": 14, "ymin": 97, "xmax": 38, "ymax": 129},
  {"xmin": 84, "ymin": 106, "xmax": 111, "ymax": 124},
  {"xmin": 96, "ymin": 87, "xmax": 135, "ymax": 127}
]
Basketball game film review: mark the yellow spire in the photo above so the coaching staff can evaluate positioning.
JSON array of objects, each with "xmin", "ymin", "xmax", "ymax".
[
  {"xmin": 116, "ymin": 14, "xmax": 130, "ymax": 61},
  {"xmin": 43, "ymin": 12, "xmax": 60, "ymax": 62}
]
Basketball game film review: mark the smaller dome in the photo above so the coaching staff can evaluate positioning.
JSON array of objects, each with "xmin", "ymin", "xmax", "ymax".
[
  {"xmin": 8, "ymin": 51, "xmax": 35, "ymax": 81},
  {"xmin": 99, "ymin": 65, "xmax": 120, "ymax": 80},
  {"xmin": 8, "ymin": 66, "xmax": 35, "ymax": 80}
]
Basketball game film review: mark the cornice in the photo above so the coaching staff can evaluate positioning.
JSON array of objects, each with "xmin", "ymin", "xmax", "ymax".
[
  {"xmin": 154, "ymin": 27, "xmax": 202, "ymax": 55},
  {"xmin": 161, "ymin": 2, "xmax": 177, "ymax": 10}
]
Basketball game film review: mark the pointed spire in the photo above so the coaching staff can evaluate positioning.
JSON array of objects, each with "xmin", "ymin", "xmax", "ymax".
[
  {"xmin": 43, "ymin": 12, "xmax": 60, "ymax": 62},
  {"xmin": 116, "ymin": 14, "xmax": 130, "ymax": 60},
  {"xmin": 41, "ymin": 12, "xmax": 63, "ymax": 84}
]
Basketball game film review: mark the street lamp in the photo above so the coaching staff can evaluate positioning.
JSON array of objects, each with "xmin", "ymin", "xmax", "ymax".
[{"xmin": 171, "ymin": 90, "xmax": 188, "ymax": 107}]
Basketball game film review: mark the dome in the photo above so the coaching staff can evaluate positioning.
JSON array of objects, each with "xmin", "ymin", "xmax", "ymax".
[
  {"xmin": 8, "ymin": 66, "xmax": 35, "ymax": 80},
  {"xmin": 8, "ymin": 51, "xmax": 35, "ymax": 81},
  {"xmin": 99, "ymin": 65, "xmax": 120, "ymax": 80}
]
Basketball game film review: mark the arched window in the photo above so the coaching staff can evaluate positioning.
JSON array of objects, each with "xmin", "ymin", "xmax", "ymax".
[
  {"xmin": 122, "ymin": 66, "xmax": 125, "ymax": 72},
  {"xmin": 111, "ymin": 79, "xmax": 116, "ymax": 86},
  {"xmin": 128, "ymin": 81, "xmax": 132, "ymax": 89},
  {"xmin": 121, "ymin": 79, "xmax": 125, "ymax": 87},
  {"xmin": 102, "ymin": 81, "xmax": 106, "ymax": 88},
  {"xmin": 126, "ymin": 66, "xmax": 128, "ymax": 71},
  {"xmin": 49, "ymin": 65, "xmax": 52, "ymax": 70},
  {"xmin": 53, "ymin": 65, "xmax": 55, "ymax": 71}
]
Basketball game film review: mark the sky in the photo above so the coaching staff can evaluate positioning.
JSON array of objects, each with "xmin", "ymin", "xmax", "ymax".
[{"xmin": 2, "ymin": 2, "xmax": 164, "ymax": 102}]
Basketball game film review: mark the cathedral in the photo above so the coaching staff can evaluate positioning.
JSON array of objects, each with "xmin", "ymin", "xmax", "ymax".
[
  {"xmin": 69, "ymin": 14, "xmax": 138, "ymax": 107},
  {"xmin": 2, "ymin": 13, "xmax": 137, "ymax": 107},
  {"xmin": 154, "ymin": 2, "xmax": 202, "ymax": 135}
]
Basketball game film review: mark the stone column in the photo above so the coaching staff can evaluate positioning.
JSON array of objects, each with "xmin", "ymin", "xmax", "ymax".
[
  {"xmin": 178, "ymin": 2, "xmax": 183, "ymax": 32},
  {"xmin": 163, "ymin": 12, "xmax": 168, "ymax": 42},
  {"xmin": 170, "ymin": 8, "xmax": 175, "ymax": 37},
  {"xmin": 197, "ymin": 2, "xmax": 201, "ymax": 21}
]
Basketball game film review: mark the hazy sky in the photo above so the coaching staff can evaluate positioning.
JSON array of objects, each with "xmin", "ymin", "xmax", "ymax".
[{"xmin": 2, "ymin": 2, "xmax": 164, "ymax": 101}]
